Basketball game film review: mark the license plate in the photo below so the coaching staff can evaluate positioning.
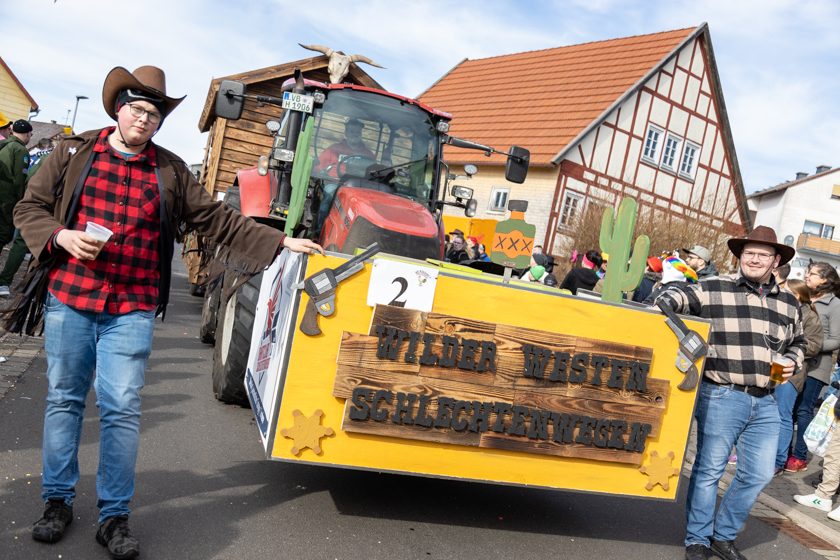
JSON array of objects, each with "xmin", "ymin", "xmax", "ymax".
[{"xmin": 282, "ymin": 91, "xmax": 314, "ymax": 113}]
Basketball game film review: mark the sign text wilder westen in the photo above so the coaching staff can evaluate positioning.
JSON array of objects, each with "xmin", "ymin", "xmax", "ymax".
[{"xmin": 333, "ymin": 305, "xmax": 668, "ymax": 466}]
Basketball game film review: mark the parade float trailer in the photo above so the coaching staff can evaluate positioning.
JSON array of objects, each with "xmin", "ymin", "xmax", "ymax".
[{"xmin": 243, "ymin": 199, "xmax": 711, "ymax": 500}]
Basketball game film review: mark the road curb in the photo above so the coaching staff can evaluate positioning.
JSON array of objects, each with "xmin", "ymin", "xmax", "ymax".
[{"xmin": 753, "ymin": 483, "xmax": 840, "ymax": 549}]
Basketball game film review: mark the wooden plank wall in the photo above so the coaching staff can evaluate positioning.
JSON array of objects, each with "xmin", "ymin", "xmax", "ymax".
[{"xmin": 202, "ymin": 68, "xmax": 333, "ymax": 196}]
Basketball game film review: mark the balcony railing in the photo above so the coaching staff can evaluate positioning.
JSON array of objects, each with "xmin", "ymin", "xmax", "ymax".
[{"xmin": 797, "ymin": 233, "xmax": 840, "ymax": 256}]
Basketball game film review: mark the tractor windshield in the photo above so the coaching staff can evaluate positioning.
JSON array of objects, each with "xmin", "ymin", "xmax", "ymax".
[{"xmin": 304, "ymin": 89, "xmax": 440, "ymax": 205}]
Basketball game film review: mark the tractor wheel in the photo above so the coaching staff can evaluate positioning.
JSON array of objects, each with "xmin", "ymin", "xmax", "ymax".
[
  {"xmin": 211, "ymin": 270, "xmax": 263, "ymax": 407},
  {"xmin": 199, "ymin": 183, "xmax": 241, "ymax": 346},
  {"xmin": 199, "ymin": 274, "xmax": 222, "ymax": 344}
]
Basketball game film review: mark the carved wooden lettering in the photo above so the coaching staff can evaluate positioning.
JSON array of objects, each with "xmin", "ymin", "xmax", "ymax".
[{"xmin": 334, "ymin": 305, "xmax": 664, "ymax": 466}]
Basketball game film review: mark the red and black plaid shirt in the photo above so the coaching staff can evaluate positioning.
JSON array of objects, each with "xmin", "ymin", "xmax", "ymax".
[{"xmin": 48, "ymin": 127, "xmax": 161, "ymax": 314}]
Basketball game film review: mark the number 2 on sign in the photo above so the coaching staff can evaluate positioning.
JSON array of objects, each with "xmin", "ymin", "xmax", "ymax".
[
  {"xmin": 389, "ymin": 277, "xmax": 408, "ymax": 307},
  {"xmin": 366, "ymin": 259, "xmax": 438, "ymax": 312}
]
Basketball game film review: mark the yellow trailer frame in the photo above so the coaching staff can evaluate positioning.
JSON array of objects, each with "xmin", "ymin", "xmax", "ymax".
[{"xmin": 246, "ymin": 252, "xmax": 710, "ymax": 501}]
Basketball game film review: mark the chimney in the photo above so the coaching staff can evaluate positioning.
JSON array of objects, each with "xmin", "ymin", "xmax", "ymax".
[
  {"xmin": 816, "ymin": 165, "xmax": 832, "ymax": 174},
  {"xmin": 50, "ymin": 120, "xmax": 57, "ymax": 124},
  {"xmin": 795, "ymin": 172, "xmax": 809, "ymax": 180}
]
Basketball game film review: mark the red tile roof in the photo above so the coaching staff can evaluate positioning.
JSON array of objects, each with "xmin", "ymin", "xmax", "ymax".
[{"xmin": 419, "ymin": 27, "xmax": 698, "ymax": 166}]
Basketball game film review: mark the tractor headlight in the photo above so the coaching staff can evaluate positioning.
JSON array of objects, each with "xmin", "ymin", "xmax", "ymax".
[
  {"xmin": 257, "ymin": 155, "xmax": 269, "ymax": 176},
  {"xmin": 273, "ymin": 148, "xmax": 295, "ymax": 162},
  {"xmin": 436, "ymin": 121, "xmax": 450, "ymax": 133},
  {"xmin": 451, "ymin": 185, "xmax": 473, "ymax": 200}
]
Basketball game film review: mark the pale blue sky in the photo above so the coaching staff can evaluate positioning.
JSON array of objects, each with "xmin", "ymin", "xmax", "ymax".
[{"xmin": 3, "ymin": 0, "xmax": 837, "ymax": 192}]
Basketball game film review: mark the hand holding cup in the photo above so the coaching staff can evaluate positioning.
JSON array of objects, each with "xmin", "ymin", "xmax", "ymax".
[
  {"xmin": 56, "ymin": 222, "xmax": 113, "ymax": 260},
  {"xmin": 770, "ymin": 354, "xmax": 795, "ymax": 385}
]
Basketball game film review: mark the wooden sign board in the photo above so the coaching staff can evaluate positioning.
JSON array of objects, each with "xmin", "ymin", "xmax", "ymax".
[
  {"xmin": 263, "ymin": 254, "xmax": 710, "ymax": 500},
  {"xmin": 334, "ymin": 306, "xmax": 664, "ymax": 466}
]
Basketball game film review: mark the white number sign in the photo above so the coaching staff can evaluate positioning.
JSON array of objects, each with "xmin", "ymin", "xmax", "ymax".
[{"xmin": 367, "ymin": 259, "xmax": 438, "ymax": 312}]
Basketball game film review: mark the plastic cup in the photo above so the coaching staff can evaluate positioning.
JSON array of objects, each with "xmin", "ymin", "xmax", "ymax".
[
  {"xmin": 85, "ymin": 221, "xmax": 113, "ymax": 242},
  {"xmin": 770, "ymin": 354, "xmax": 793, "ymax": 385},
  {"xmin": 84, "ymin": 222, "xmax": 113, "ymax": 258}
]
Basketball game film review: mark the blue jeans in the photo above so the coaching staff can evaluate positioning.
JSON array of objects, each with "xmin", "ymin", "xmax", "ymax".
[
  {"xmin": 774, "ymin": 381, "xmax": 798, "ymax": 469},
  {"xmin": 685, "ymin": 382, "xmax": 779, "ymax": 546},
  {"xmin": 41, "ymin": 292, "xmax": 155, "ymax": 523},
  {"xmin": 792, "ymin": 376, "xmax": 827, "ymax": 460}
]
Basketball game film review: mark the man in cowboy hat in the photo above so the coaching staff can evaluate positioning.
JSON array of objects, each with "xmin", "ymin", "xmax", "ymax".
[
  {"xmin": 656, "ymin": 225, "xmax": 806, "ymax": 560},
  {"xmin": 14, "ymin": 65, "xmax": 322, "ymax": 559}
]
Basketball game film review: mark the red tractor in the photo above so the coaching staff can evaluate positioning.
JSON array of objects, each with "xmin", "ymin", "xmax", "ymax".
[{"xmin": 203, "ymin": 70, "xmax": 529, "ymax": 405}]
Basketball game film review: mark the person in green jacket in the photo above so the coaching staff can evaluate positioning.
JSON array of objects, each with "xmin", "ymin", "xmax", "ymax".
[
  {"xmin": 0, "ymin": 120, "xmax": 34, "ymax": 296},
  {"xmin": 0, "ymin": 120, "xmax": 32, "ymax": 249},
  {"xmin": 0, "ymin": 141, "xmax": 53, "ymax": 296}
]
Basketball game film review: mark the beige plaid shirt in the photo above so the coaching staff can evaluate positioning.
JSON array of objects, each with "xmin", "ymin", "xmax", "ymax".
[{"xmin": 657, "ymin": 274, "xmax": 806, "ymax": 388}]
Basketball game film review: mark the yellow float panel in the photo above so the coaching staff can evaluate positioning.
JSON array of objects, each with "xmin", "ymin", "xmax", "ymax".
[{"xmin": 265, "ymin": 253, "xmax": 710, "ymax": 501}]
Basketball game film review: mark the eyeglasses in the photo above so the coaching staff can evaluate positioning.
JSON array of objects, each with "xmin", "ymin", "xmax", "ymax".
[
  {"xmin": 126, "ymin": 103, "xmax": 162, "ymax": 124},
  {"xmin": 741, "ymin": 250, "xmax": 775, "ymax": 262}
]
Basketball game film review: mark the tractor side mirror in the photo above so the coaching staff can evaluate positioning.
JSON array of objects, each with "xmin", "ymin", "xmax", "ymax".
[
  {"xmin": 505, "ymin": 146, "xmax": 530, "ymax": 184},
  {"xmin": 215, "ymin": 80, "xmax": 245, "ymax": 121},
  {"xmin": 465, "ymin": 198, "xmax": 478, "ymax": 218}
]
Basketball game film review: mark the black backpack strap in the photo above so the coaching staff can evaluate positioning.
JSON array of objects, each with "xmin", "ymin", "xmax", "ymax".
[
  {"xmin": 61, "ymin": 149, "xmax": 96, "ymax": 228},
  {"xmin": 154, "ymin": 166, "xmax": 174, "ymax": 319}
]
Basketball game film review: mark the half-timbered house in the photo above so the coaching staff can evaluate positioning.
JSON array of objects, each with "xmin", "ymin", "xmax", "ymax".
[{"xmin": 419, "ymin": 24, "xmax": 750, "ymax": 256}]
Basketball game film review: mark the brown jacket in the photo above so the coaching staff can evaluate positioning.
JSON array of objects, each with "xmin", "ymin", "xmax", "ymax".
[
  {"xmin": 790, "ymin": 303, "xmax": 824, "ymax": 392},
  {"xmin": 14, "ymin": 128, "xmax": 284, "ymax": 317}
]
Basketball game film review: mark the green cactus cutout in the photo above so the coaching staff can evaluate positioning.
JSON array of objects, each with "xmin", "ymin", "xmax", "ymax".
[
  {"xmin": 599, "ymin": 197, "xmax": 650, "ymax": 303},
  {"xmin": 285, "ymin": 117, "xmax": 315, "ymax": 236}
]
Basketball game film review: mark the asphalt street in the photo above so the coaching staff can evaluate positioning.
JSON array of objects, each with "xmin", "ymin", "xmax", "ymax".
[{"xmin": 0, "ymin": 261, "xmax": 828, "ymax": 559}]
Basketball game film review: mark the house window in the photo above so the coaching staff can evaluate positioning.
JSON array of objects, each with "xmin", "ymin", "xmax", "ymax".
[
  {"xmin": 488, "ymin": 187, "xmax": 510, "ymax": 213},
  {"xmin": 679, "ymin": 141, "xmax": 701, "ymax": 178},
  {"xmin": 642, "ymin": 124, "xmax": 664, "ymax": 163},
  {"xmin": 804, "ymin": 220, "xmax": 835, "ymax": 239},
  {"xmin": 661, "ymin": 133, "xmax": 683, "ymax": 171},
  {"xmin": 559, "ymin": 191, "xmax": 584, "ymax": 227},
  {"xmin": 831, "ymin": 184, "xmax": 840, "ymax": 199}
]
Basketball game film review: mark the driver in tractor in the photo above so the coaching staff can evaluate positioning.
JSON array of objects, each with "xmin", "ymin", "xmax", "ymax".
[{"xmin": 314, "ymin": 117, "xmax": 377, "ymax": 227}]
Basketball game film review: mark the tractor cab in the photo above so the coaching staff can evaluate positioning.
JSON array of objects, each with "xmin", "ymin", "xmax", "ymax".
[
  {"xmin": 214, "ymin": 74, "xmax": 528, "ymax": 259},
  {"xmin": 278, "ymin": 81, "xmax": 449, "ymax": 256}
]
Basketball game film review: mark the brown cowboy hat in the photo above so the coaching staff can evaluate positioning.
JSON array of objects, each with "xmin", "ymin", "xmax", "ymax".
[
  {"xmin": 102, "ymin": 66, "xmax": 185, "ymax": 121},
  {"xmin": 727, "ymin": 225, "xmax": 795, "ymax": 265}
]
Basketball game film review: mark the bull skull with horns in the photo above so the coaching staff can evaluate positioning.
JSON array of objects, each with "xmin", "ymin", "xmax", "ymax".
[{"xmin": 298, "ymin": 43, "xmax": 385, "ymax": 84}]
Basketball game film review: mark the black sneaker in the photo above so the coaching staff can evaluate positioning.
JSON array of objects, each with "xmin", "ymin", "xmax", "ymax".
[
  {"xmin": 685, "ymin": 543, "xmax": 711, "ymax": 560},
  {"xmin": 711, "ymin": 539, "xmax": 748, "ymax": 560},
  {"xmin": 96, "ymin": 516, "xmax": 140, "ymax": 559},
  {"xmin": 32, "ymin": 498, "xmax": 73, "ymax": 543}
]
